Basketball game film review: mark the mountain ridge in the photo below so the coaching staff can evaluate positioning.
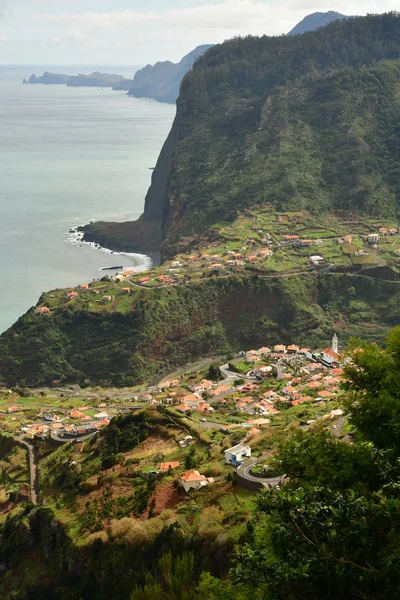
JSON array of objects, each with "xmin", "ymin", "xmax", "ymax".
[
  {"xmin": 80, "ymin": 13, "xmax": 400, "ymax": 260},
  {"xmin": 127, "ymin": 44, "xmax": 214, "ymax": 104},
  {"xmin": 288, "ymin": 10, "xmax": 356, "ymax": 35}
]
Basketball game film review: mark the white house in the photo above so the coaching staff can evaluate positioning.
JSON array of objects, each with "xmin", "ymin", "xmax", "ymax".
[
  {"xmin": 224, "ymin": 443, "xmax": 252, "ymax": 466},
  {"xmin": 94, "ymin": 412, "xmax": 109, "ymax": 420},
  {"xmin": 310, "ymin": 255, "xmax": 324, "ymax": 264},
  {"xmin": 180, "ymin": 470, "xmax": 208, "ymax": 493}
]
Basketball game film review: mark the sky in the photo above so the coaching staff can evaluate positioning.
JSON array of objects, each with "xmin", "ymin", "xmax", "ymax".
[{"xmin": 0, "ymin": 0, "xmax": 397, "ymax": 67}]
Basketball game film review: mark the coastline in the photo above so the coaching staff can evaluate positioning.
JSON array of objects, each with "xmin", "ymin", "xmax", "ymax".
[{"xmin": 67, "ymin": 225, "xmax": 160, "ymax": 274}]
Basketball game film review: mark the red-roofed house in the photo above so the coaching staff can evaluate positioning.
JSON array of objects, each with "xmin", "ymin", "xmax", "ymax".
[
  {"xmin": 318, "ymin": 390, "xmax": 335, "ymax": 398},
  {"xmin": 180, "ymin": 470, "xmax": 208, "ymax": 492},
  {"xmin": 69, "ymin": 409, "xmax": 86, "ymax": 419},
  {"xmin": 37, "ymin": 306, "xmax": 51, "ymax": 314},
  {"xmin": 176, "ymin": 404, "xmax": 190, "ymax": 413},
  {"xmin": 282, "ymin": 385, "xmax": 295, "ymax": 396},
  {"xmin": 182, "ymin": 393, "xmax": 200, "ymax": 404},
  {"xmin": 287, "ymin": 345, "xmax": 299, "ymax": 354},
  {"xmin": 274, "ymin": 344, "xmax": 286, "ymax": 353},
  {"xmin": 306, "ymin": 381, "xmax": 322, "ymax": 389},
  {"xmin": 66, "ymin": 291, "xmax": 78, "ymax": 300},
  {"xmin": 331, "ymin": 368, "xmax": 344, "ymax": 376}
]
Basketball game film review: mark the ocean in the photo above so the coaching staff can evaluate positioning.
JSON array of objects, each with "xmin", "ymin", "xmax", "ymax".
[{"xmin": 0, "ymin": 66, "xmax": 176, "ymax": 333}]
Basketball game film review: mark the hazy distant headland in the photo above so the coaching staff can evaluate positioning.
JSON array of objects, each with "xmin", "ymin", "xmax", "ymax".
[{"xmin": 24, "ymin": 71, "xmax": 134, "ymax": 90}]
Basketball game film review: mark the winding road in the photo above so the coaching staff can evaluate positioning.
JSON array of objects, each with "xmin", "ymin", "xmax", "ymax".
[
  {"xmin": 237, "ymin": 458, "xmax": 285, "ymax": 489},
  {"xmin": 17, "ymin": 437, "xmax": 38, "ymax": 505}
]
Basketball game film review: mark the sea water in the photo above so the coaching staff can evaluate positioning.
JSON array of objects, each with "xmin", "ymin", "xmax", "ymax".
[{"xmin": 0, "ymin": 66, "xmax": 175, "ymax": 333}]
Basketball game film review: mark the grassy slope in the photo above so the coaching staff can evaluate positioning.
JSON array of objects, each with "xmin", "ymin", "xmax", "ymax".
[{"xmin": 0, "ymin": 273, "xmax": 399, "ymax": 387}]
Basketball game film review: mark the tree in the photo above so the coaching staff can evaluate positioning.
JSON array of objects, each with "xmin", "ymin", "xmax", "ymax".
[{"xmin": 344, "ymin": 328, "xmax": 400, "ymax": 452}]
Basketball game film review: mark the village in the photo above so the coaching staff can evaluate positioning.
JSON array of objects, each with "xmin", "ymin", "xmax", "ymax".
[
  {"xmin": 0, "ymin": 333, "xmax": 348, "ymax": 496},
  {"xmin": 33, "ymin": 212, "xmax": 400, "ymax": 318}
]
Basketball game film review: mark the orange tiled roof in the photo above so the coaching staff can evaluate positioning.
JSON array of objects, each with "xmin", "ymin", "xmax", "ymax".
[{"xmin": 181, "ymin": 470, "xmax": 207, "ymax": 482}]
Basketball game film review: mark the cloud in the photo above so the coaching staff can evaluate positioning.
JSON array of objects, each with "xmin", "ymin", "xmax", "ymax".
[
  {"xmin": 34, "ymin": 0, "xmax": 396, "ymax": 38},
  {"xmin": 7, "ymin": 1, "xmax": 400, "ymax": 63}
]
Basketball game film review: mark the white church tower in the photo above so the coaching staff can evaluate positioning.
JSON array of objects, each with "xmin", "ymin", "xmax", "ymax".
[{"xmin": 332, "ymin": 333, "xmax": 339, "ymax": 354}]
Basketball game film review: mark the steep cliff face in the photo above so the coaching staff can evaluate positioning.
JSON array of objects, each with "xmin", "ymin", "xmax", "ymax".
[
  {"xmin": 83, "ymin": 14, "xmax": 400, "ymax": 259},
  {"xmin": 158, "ymin": 13, "xmax": 400, "ymax": 258}
]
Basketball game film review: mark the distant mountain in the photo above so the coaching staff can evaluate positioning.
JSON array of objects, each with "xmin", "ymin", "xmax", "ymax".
[
  {"xmin": 128, "ymin": 44, "xmax": 214, "ymax": 104},
  {"xmin": 26, "ymin": 71, "xmax": 133, "ymax": 89},
  {"xmin": 288, "ymin": 11, "xmax": 355, "ymax": 35},
  {"xmin": 27, "ymin": 72, "xmax": 69, "ymax": 85}
]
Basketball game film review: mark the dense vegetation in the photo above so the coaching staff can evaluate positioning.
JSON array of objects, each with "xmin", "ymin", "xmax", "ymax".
[
  {"xmin": 84, "ymin": 13, "xmax": 400, "ymax": 257},
  {"xmin": 158, "ymin": 14, "xmax": 400, "ymax": 256},
  {"xmin": 2, "ymin": 327, "xmax": 400, "ymax": 599},
  {"xmin": 1, "ymin": 272, "xmax": 400, "ymax": 386}
]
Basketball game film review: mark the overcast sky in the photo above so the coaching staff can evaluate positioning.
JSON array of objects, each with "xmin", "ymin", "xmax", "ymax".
[{"xmin": 0, "ymin": 0, "xmax": 397, "ymax": 66}]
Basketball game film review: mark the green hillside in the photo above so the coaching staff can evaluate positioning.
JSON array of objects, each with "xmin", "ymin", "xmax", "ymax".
[
  {"xmin": 82, "ymin": 13, "xmax": 400, "ymax": 258},
  {"xmin": 1, "ymin": 273, "xmax": 400, "ymax": 387}
]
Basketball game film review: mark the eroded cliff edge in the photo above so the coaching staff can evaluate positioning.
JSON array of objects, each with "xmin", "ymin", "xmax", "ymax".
[{"xmin": 80, "ymin": 13, "xmax": 400, "ymax": 262}]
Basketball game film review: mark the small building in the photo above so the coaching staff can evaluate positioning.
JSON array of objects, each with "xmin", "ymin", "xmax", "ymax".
[
  {"xmin": 66, "ymin": 291, "xmax": 79, "ymax": 300},
  {"xmin": 180, "ymin": 470, "xmax": 208, "ymax": 493},
  {"xmin": 94, "ymin": 412, "xmax": 109, "ymax": 420},
  {"xmin": 310, "ymin": 255, "xmax": 324, "ymax": 265},
  {"xmin": 7, "ymin": 405, "xmax": 23, "ymax": 413},
  {"xmin": 69, "ymin": 409, "xmax": 86, "ymax": 419},
  {"xmin": 181, "ymin": 393, "xmax": 200, "ymax": 405},
  {"xmin": 43, "ymin": 414, "xmax": 61, "ymax": 422},
  {"xmin": 367, "ymin": 234, "xmax": 379, "ymax": 244},
  {"xmin": 159, "ymin": 461, "xmax": 180, "ymax": 471},
  {"xmin": 79, "ymin": 284, "xmax": 89, "ymax": 292},
  {"xmin": 287, "ymin": 344, "xmax": 299, "ymax": 354},
  {"xmin": 274, "ymin": 344, "xmax": 286, "ymax": 353},
  {"xmin": 224, "ymin": 443, "xmax": 252, "ymax": 466},
  {"xmin": 176, "ymin": 403, "xmax": 191, "ymax": 413},
  {"xmin": 36, "ymin": 306, "xmax": 50, "ymax": 314},
  {"xmin": 121, "ymin": 287, "xmax": 131, "ymax": 293}
]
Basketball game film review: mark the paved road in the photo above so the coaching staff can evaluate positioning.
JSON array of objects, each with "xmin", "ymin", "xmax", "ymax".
[
  {"xmin": 237, "ymin": 458, "xmax": 284, "ymax": 489},
  {"xmin": 50, "ymin": 431, "xmax": 98, "ymax": 444},
  {"xmin": 17, "ymin": 437, "xmax": 38, "ymax": 505},
  {"xmin": 220, "ymin": 364, "xmax": 257, "ymax": 382},
  {"xmin": 199, "ymin": 421, "xmax": 230, "ymax": 431}
]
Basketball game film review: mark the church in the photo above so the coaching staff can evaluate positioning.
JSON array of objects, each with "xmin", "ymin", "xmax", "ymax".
[{"xmin": 322, "ymin": 334, "xmax": 341, "ymax": 367}]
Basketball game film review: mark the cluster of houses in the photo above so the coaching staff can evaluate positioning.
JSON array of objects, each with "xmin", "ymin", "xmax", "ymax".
[
  {"xmin": 155, "ymin": 336, "xmax": 344, "ymax": 425},
  {"xmin": 14, "ymin": 406, "xmax": 111, "ymax": 441}
]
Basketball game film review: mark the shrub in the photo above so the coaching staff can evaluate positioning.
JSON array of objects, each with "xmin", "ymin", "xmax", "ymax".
[
  {"xmin": 198, "ymin": 506, "xmax": 224, "ymax": 540},
  {"xmin": 85, "ymin": 531, "xmax": 109, "ymax": 545},
  {"xmin": 109, "ymin": 517, "xmax": 163, "ymax": 546},
  {"xmin": 0, "ymin": 489, "xmax": 9, "ymax": 505}
]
